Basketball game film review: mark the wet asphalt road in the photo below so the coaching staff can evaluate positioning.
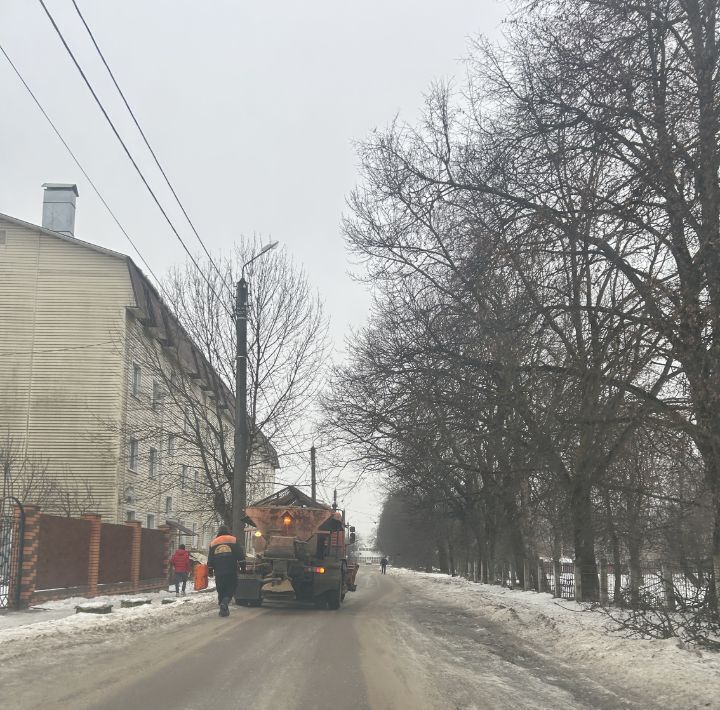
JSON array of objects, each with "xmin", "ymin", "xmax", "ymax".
[{"xmin": 2, "ymin": 568, "xmax": 665, "ymax": 710}]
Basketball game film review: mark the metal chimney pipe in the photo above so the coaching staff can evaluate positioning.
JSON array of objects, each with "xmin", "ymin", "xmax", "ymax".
[{"xmin": 42, "ymin": 183, "xmax": 78, "ymax": 236}]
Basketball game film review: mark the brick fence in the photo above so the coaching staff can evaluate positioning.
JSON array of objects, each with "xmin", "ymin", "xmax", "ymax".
[{"xmin": 15, "ymin": 505, "xmax": 171, "ymax": 608}]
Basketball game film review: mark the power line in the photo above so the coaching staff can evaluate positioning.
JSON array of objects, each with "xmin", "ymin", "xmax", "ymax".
[
  {"xmin": 36, "ymin": 0, "xmax": 232, "ymax": 318},
  {"xmin": 69, "ymin": 0, "xmax": 232, "ymax": 297},
  {"xmin": 0, "ymin": 42, "xmax": 172, "ymax": 303}
]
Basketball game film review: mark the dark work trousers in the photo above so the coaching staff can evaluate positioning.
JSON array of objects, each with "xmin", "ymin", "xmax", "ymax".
[
  {"xmin": 215, "ymin": 573, "xmax": 237, "ymax": 605},
  {"xmin": 174, "ymin": 571, "xmax": 188, "ymax": 593}
]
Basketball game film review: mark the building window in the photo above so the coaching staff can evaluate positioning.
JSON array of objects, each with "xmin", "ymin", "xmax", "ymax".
[
  {"xmin": 193, "ymin": 469, "xmax": 199, "ymax": 493},
  {"xmin": 146, "ymin": 514, "xmax": 155, "ymax": 529},
  {"xmin": 165, "ymin": 496, "xmax": 173, "ymax": 514},
  {"xmin": 167, "ymin": 434, "xmax": 175, "ymax": 456},
  {"xmin": 132, "ymin": 363, "xmax": 142, "ymax": 397},
  {"xmin": 149, "ymin": 447, "xmax": 158, "ymax": 479},
  {"xmin": 152, "ymin": 381, "xmax": 162, "ymax": 410},
  {"xmin": 128, "ymin": 439, "xmax": 139, "ymax": 472},
  {"xmin": 180, "ymin": 464, "xmax": 188, "ymax": 490},
  {"xmin": 126, "ymin": 510, "xmax": 136, "ymax": 522}
]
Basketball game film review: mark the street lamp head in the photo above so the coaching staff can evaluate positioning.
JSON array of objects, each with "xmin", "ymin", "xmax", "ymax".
[
  {"xmin": 259, "ymin": 240, "xmax": 279, "ymax": 256},
  {"xmin": 241, "ymin": 241, "xmax": 280, "ymax": 276}
]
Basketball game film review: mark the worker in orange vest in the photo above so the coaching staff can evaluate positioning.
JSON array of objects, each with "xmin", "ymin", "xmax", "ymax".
[{"xmin": 208, "ymin": 525, "xmax": 243, "ymax": 617}]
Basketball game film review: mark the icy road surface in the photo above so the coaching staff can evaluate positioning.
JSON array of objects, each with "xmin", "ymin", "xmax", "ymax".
[{"xmin": 1, "ymin": 568, "xmax": 716, "ymax": 709}]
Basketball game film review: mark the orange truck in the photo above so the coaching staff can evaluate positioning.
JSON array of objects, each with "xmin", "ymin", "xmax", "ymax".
[{"xmin": 235, "ymin": 486, "xmax": 359, "ymax": 609}]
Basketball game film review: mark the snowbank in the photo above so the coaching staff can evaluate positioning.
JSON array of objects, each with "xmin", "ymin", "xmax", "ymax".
[
  {"xmin": 390, "ymin": 568, "xmax": 720, "ymax": 709},
  {"xmin": 0, "ymin": 585, "xmax": 217, "ymax": 663}
]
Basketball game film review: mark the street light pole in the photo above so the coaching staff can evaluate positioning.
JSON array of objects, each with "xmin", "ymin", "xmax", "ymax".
[
  {"xmin": 232, "ymin": 276, "xmax": 249, "ymax": 539},
  {"xmin": 232, "ymin": 241, "xmax": 279, "ymax": 540}
]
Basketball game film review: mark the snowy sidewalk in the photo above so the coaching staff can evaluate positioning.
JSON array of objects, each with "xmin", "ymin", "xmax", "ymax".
[
  {"xmin": 390, "ymin": 568, "xmax": 720, "ymax": 709},
  {"xmin": 0, "ymin": 581, "xmax": 217, "ymax": 661}
]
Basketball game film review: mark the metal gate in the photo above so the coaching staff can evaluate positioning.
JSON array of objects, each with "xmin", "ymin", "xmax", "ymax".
[{"xmin": 0, "ymin": 497, "xmax": 24, "ymax": 610}]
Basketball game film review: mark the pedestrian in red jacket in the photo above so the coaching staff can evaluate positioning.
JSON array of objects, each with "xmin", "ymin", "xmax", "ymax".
[{"xmin": 171, "ymin": 544, "xmax": 191, "ymax": 595}]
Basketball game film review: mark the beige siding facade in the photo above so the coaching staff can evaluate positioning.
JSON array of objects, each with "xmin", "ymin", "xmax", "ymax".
[
  {"xmin": 120, "ymin": 313, "xmax": 221, "ymax": 543},
  {"xmin": 0, "ymin": 217, "xmax": 133, "ymax": 520},
  {"xmin": 0, "ymin": 214, "xmax": 277, "ymax": 540}
]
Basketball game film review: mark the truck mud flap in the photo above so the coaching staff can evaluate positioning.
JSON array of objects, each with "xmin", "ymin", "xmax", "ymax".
[{"xmin": 235, "ymin": 575, "xmax": 263, "ymax": 605}]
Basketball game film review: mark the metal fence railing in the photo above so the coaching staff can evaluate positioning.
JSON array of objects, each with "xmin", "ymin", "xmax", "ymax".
[{"xmin": 469, "ymin": 557, "xmax": 714, "ymax": 607}]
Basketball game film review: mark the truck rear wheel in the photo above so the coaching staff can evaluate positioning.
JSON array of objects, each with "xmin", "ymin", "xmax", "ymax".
[{"xmin": 327, "ymin": 577, "xmax": 343, "ymax": 610}]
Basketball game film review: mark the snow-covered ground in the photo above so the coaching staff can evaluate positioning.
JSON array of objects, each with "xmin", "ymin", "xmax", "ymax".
[
  {"xmin": 390, "ymin": 568, "xmax": 720, "ymax": 709},
  {"xmin": 0, "ymin": 579, "xmax": 217, "ymax": 662}
]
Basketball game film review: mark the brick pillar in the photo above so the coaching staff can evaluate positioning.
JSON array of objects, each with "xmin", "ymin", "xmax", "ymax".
[
  {"xmin": 16, "ymin": 504, "xmax": 40, "ymax": 609},
  {"xmin": 82, "ymin": 514, "xmax": 102, "ymax": 598},
  {"xmin": 126, "ymin": 520, "xmax": 142, "ymax": 591},
  {"xmin": 159, "ymin": 524, "xmax": 172, "ymax": 588}
]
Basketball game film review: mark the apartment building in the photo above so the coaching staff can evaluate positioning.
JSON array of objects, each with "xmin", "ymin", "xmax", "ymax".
[{"xmin": 0, "ymin": 184, "xmax": 277, "ymax": 549}]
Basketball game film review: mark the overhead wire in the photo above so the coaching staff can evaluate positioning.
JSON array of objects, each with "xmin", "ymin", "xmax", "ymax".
[
  {"xmin": 36, "ymin": 0, "xmax": 233, "ymax": 318},
  {"xmin": 0, "ymin": 42, "xmax": 173, "ymax": 304},
  {"xmin": 68, "ymin": 0, "xmax": 232, "ymax": 297}
]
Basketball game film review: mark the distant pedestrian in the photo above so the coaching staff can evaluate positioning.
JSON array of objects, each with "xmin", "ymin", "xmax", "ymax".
[
  {"xmin": 171, "ymin": 544, "xmax": 191, "ymax": 595},
  {"xmin": 380, "ymin": 557, "xmax": 388, "ymax": 574},
  {"xmin": 208, "ymin": 525, "xmax": 244, "ymax": 617}
]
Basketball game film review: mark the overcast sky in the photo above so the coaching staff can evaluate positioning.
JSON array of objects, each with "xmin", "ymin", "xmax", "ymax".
[{"xmin": 1, "ymin": 0, "xmax": 508, "ymax": 535}]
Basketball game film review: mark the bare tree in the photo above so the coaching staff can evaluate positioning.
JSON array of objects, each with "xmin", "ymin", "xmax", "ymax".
[
  {"xmin": 326, "ymin": 0, "xmax": 720, "ymax": 612},
  {"xmin": 124, "ymin": 239, "xmax": 331, "ymax": 525}
]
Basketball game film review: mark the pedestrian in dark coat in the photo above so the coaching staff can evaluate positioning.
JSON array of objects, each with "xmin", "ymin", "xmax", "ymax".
[
  {"xmin": 208, "ymin": 525, "xmax": 243, "ymax": 617},
  {"xmin": 170, "ymin": 544, "xmax": 191, "ymax": 595},
  {"xmin": 381, "ymin": 557, "xmax": 388, "ymax": 574}
]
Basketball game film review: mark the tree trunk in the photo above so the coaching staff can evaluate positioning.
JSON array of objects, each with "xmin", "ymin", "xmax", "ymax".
[
  {"xmin": 571, "ymin": 480, "xmax": 599, "ymax": 601},
  {"xmin": 690, "ymin": 426, "xmax": 720, "ymax": 613},
  {"xmin": 436, "ymin": 537, "xmax": 449, "ymax": 574},
  {"xmin": 712, "ymin": 500, "xmax": 720, "ymax": 614},
  {"xmin": 612, "ymin": 545, "xmax": 622, "ymax": 606},
  {"xmin": 628, "ymin": 537, "xmax": 641, "ymax": 608},
  {"xmin": 447, "ymin": 538, "xmax": 456, "ymax": 576}
]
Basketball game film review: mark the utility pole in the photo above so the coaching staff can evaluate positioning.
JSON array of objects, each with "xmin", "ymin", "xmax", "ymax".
[
  {"xmin": 310, "ymin": 445, "xmax": 316, "ymax": 503},
  {"xmin": 232, "ymin": 276, "xmax": 248, "ymax": 538},
  {"xmin": 231, "ymin": 241, "xmax": 279, "ymax": 539}
]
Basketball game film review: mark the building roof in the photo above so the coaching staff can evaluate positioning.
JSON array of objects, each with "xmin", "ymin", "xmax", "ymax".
[
  {"xmin": 0, "ymin": 211, "xmax": 126, "ymax": 260},
  {"xmin": 0, "ymin": 211, "xmax": 279, "ymax": 470},
  {"xmin": 165, "ymin": 519, "xmax": 198, "ymax": 536}
]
